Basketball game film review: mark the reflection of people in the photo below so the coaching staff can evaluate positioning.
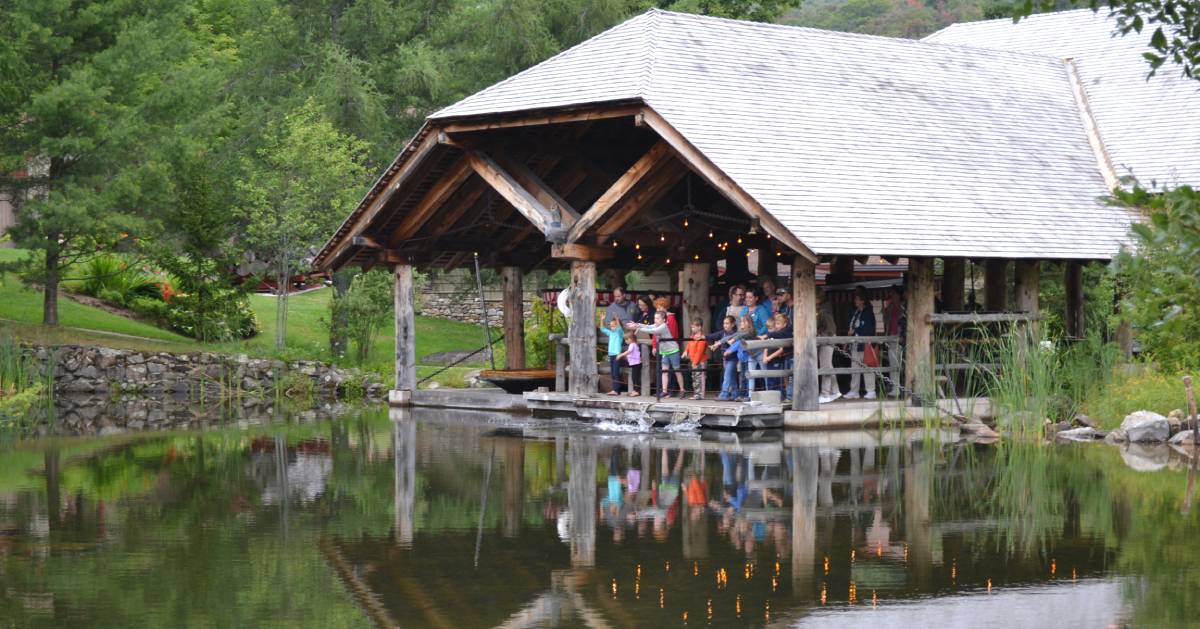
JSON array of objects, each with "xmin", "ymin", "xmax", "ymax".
[{"xmin": 652, "ymin": 449, "xmax": 685, "ymax": 539}]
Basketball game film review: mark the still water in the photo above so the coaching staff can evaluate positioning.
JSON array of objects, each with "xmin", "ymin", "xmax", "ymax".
[{"xmin": 1, "ymin": 404, "xmax": 1198, "ymax": 628}]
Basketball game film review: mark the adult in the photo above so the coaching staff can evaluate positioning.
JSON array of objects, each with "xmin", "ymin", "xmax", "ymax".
[
  {"xmin": 816, "ymin": 288, "xmax": 840, "ymax": 403},
  {"xmin": 605, "ymin": 286, "xmax": 638, "ymax": 326},
  {"xmin": 635, "ymin": 296, "xmax": 655, "ymax": 325},
  {"xmin": 725, "ymin": 285, "xmax": 746, "ymax": 321},
  {"xmin": 741, "ymin": 289, "xmax": 770, "ymax": 337},
  {"xmin": 881, "ymin": 285, "xmax": 905, "ymax": 397},
  {"xmin": 758, "ymin": 276, "xmax": 778, "ymax": 314},
  {"xmin": 845, "ymin": 286, "xmax": 877, "ymax": 400},
  {"xmin": 775, "ymin": 289, "xmax": 793, "ymax": 322}
]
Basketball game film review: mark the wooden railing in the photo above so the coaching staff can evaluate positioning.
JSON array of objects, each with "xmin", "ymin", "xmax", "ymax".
[{"xmin": 742, "ymin": 335, "xmax": 900, "ymax": 380}]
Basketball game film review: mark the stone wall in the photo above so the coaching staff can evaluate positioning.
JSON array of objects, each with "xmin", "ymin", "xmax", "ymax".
[
  {"xmin": 419, "ymin": 290, "xmax": 535, "ymax": 327},
  {"xmin": 28, "ymin": 345, "xmax": 385, "ymax": 399}
]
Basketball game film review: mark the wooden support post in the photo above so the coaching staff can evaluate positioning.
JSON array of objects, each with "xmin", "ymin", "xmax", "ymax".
[
  {"xmin": 681, "ymin": 262, "xmax": 711, "ymax": 335},
  {"xmin": 568, "ymin": 261, "xmax": 598, "ymax": 395},
  {"xmin": 942, "ymin": 258, "xmax": 965, "ymax": 312},
  {"xmin": 640, "ymin": 342, "xmax": 652, "ymax": 394},
  {"xmin": 905, "ymin": 257, "xmax": 934, "ymax": 401},
  {"xmin": 392, "ymin": 264, "xmax": 417, "ymax": 404},
  {"xmin": 984, "ymin": 260, "xmax": 1008, "ymax": 312},
  {"xmin": 501, "ymin": 266, "xmax": 525, "ymax": 370},
  {"xmin": 1013, "ymin": 260, "xmax": 1040, "ymax": 340},
  {"xmin": 792, "ymin": 256, "xmax": 819, "ymax": 411},
  {"xmin": 1065, "ymin": 261, "xmax": 1085, "ymax": 339},
  {"xmin": 554, "ymin": 338, "xmax": 568, "ymax": 392}
]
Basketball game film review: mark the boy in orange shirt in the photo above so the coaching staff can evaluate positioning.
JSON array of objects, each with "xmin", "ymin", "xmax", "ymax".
[{"xmin": 684, "ymin": 320, "xmax": 710, "ymax": 400}]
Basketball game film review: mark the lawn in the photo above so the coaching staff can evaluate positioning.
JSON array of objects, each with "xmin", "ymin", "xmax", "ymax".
[{"xmin": 0, "ymin": 249, "xmax": 498, "ymax": 386}]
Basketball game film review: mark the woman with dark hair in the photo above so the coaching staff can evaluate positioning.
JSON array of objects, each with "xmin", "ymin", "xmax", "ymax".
[
  {"xmin": 846, "ymin": 286, "xmax": 877, "ymax": 400},
  {"xmin": 636, "ymin": 296, "xmax": 655, "ymax": 325}
]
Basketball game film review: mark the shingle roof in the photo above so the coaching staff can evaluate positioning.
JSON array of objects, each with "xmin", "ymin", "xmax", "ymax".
[
  {"xmin": 926, "ymin": 9, "xmax": 1200, "ymax": 189},
  {"xmin": 433, "ymin": 9, "xmax": 1148, "ymax": 260}
]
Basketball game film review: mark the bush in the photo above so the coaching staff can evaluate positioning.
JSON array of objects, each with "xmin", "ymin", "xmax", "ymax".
[
  {"xmin": 75, "ymin": 254, "xmax": 161, "ymax": 306},
  {"xmin": 165, "ymin": 290, "xmax": 259, "ymax": 341},
  {"xmin": 524, "ymin": 297, "xmax": 565, "ymax": 369},
  {"xmin": 1083, "ymin": 368, "xmax": 1192, "ymax": 429}
]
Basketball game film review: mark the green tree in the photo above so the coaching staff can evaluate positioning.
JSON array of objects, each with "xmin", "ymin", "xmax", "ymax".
[{"xmin": 237, "ymin": 100, "xmax": 370, "ymax": 350}]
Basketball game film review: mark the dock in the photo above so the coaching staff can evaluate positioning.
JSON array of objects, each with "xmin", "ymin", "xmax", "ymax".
[{"xmin": 406, "ymin": 388, "xmax": 989, "ymax": 431}]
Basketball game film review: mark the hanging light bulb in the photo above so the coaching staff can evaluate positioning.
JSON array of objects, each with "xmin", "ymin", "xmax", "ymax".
[
  {"xmin": 775, "ymin": 250, "xmax": 781, "ymax": 257},
  {"xmin": 708, "ymin": 231, "xmax": 714, "ymax": 239},
  {"xmin": 637, "ymin": 253, "xmax": 643, "ymax": 261},
  {"xmin": 693, "ymin": 254, "xmax": 700, "ymax": 261},
  {"xmin": 737, "ymin": 237, "xmax": 743, "ymax": 244},
  {"xmin": 659, "ymin": 233, "xmax": 665, "ymax": 243},
  {"xmin": 665, "ymin": 258, "xmax": 671, "ymax": 265},
  {"xmin": 635, "ymin": 242, "xmax": 640, "ymax": 250},
  {"xmin": 683, "ymin": 218, "xmax": 689, "ymax": 229},
  {"xmin": 613, "ymin": 240, "xmax": 619, "ymax": 247}
]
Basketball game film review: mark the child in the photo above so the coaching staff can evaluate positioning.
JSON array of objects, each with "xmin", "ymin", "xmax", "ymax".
[
  {"xmin": 734, "ymin": 315, "xmax": 754, "ymax": 401},
  {"xmin": 684, "ymin": 320, "xmax": 710, "ymax": 400},
  {"xmin": 601, "ymin": 317, "xmax": 625, "ymax": 395},
  {"xmin": 711, "ymin": 316, "xmax": 741, "ymax": 401},
  {"xmin": 764, "ymin": 313, "xmax": 793, "ymax": 396},
  {"xmin": 617, "ymin": 331, "xmax": 641, "ymax": 396},
  {"xmin": 626, "ymin": 311, "xmax": 683, "ymax": 398}
]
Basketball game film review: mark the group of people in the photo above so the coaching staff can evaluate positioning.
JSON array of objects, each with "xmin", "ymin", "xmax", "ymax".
[{"xmin": 597, "ymin": 280, "xmax": 907, "ymax": 404}]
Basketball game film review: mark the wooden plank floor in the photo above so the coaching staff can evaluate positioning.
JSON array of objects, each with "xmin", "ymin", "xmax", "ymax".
[{"xmin": 523, "ymin": 391, "xmax": 784, "ymax": 429}]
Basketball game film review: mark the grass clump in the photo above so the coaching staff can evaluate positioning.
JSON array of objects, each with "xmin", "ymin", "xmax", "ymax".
[{"xmin": 1082, "ymin": 368, "xmax": 1192, "ymax": 430}]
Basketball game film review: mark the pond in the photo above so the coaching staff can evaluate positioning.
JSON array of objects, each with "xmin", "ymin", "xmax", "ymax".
[{"xmin": 1, "ymin": 402, "xmax": 1198, "ymax": 628}]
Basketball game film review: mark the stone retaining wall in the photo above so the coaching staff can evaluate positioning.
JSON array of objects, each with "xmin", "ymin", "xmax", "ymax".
[
  {"xmin": 28, "ymin": 345, "xmax": 385, "ymax": 399},
  {"xmin": 419, "ymin": 291, "xmax": 534, "ymax": 327}
]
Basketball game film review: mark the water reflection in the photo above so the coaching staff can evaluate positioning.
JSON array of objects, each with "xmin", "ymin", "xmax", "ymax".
[{"xmin": 1, "ymin": 407, "xmax": 1199, "ymax": 627}]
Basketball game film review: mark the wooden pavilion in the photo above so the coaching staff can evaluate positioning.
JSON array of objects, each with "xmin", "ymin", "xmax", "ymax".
[{"xmin": 314, "ymin": 9, "xmax": 1195, "ymax": 427}]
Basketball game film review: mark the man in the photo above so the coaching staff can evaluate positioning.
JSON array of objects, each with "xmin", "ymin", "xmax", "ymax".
[
  {"xmin": 605, "ymin": 286, "xmax": 638, "ymax": 326},
  {"xmin": 758, "ymin": 276, "xmax": 778, "ymax": 314}
]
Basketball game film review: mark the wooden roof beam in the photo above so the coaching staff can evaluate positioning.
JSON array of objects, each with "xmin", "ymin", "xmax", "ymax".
[
  {"xmin": 567, "ymin": 140, "xmax": 673, "ymax": 243},
  {"xmin": 492, "ymin": 152, "xmax": 580, "ymax": 225},
  {"xmin": 438, "ymin": 104, "xmax": 640, "ymax": 134},
  {"xmin": 466, "ymin": 149, "xmax": 570, "ymax": 242},
  {"xmin": 594, "ymin": 159, "xmax": 687, "ymax": 245},
  {"xmin": 387, "ymin": 157, "xmax": 473, "ymax": 246},
  {"xmin": 637, "ymin": 106, "xmax": 817, "ymax": 263}
]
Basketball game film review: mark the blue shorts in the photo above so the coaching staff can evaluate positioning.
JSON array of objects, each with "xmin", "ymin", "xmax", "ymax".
[{"xmin": 660, "ymin": 351, "xmax": 681, "ymax": 369}]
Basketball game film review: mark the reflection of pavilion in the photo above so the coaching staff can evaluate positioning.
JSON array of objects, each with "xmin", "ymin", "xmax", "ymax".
[{"xmin": 321, "ymin": 412, "xmax": 1115, "ymax": 627}]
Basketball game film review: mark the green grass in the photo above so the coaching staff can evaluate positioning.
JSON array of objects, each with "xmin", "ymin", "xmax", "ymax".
[
  {"xmin": 1082, "ymin": 367, "xmax": 1193, "ymax": 430},
  {"xmin": 0, "ymin": 249, "xmax": 499, "ymax": 386}
]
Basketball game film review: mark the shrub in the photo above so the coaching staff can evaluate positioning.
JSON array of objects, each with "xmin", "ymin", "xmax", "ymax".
[
  {"xmin": 1083, "ymin": 368, "xmax": 1192, "ymax": 429},
  {"xmin": 75, "ymin": 254, "xmax": 161, "ymax": 306},
  {"xmin": 524, "ymin": 297, "xmax": 565, "ymax": 369},
  {"xmin": 165, "ymin": 290, "xmax": 259, "ymax": 341}
]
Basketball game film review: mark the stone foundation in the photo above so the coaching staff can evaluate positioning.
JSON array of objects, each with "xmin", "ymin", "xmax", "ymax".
[{"xmin": 27, "ymin": 345, "xmax": 385, "ymax": 399}]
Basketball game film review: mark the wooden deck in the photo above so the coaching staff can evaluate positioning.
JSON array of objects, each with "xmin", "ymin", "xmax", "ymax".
[
  {"xmin": 400, "ymin": 388, "xmax": 987, "ymax": 432},
  {"xmin": 523, "ymin": 390, "xmax": 783, "ymax": 429}
]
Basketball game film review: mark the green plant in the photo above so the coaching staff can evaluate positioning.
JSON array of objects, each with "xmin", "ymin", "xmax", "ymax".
[
  {"xmin": 329, "ymin": 270, "xmax": 393, "ymax": 365},
  {"xmin": 165, "ymin": 291, "xmax": 259, "ymax": 341},
  {"xmin": 1083, "ymin": 368, "xmax": 1191, "ymax": 429},
  {"xmin": 75, "ymin": 254, "xmax": 161, "ymax": 307},
  {"xmin": 524, "ymin": 297, "xmax": 565, "ymax": 369}
]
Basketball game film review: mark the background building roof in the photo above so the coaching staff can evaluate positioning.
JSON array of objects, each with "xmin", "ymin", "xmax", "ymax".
[{"xmin": 926, "ymin": 8, "xmax": 1200, "ymax": 189}]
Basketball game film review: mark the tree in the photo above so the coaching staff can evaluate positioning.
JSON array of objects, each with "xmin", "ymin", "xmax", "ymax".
[{"xmin": 237, "ymin": 100, "xmax": 369, "ymax": 350}]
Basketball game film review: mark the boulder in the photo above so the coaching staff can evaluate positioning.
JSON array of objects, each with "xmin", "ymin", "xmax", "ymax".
[
  {"xmin": 1104, "ymin": 428, "xmax": 1128, "ymax": 444},
  {"xmin": 1120, "ymin": 411, "xmax": 1170, "ymax": 443},
  {"xmin": 961, "ymin": 422, "xmax": 1000, "ymax": 439},
  {"xmin": 1056, "ymin": 427, "xmax": 1099, "ymax": 442},
  {"xmin": 1169, "ymin": 430, "xmax": 1197, "ymax": 446}
]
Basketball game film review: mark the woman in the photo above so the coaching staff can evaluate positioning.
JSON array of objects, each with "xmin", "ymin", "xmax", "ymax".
[
  {"xmin": 846, "ymin": 286, "xmax": 877, "ymax": 400},
  {"xmin": 724, "ymin": 285, "xmax": 745, "ymax": 321},
  {"xmin": 636, "ymin": 296, "xmax": 655, "ymax": 325},
  {"xmin": 816, "ymin": 288, "xmax": 840, "ymax": 403}
]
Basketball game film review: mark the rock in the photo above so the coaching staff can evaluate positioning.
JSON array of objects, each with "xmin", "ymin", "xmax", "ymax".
[
  {"xmin": 1055, "ymin": 420, "xmax": 1071, "ymax": 432},
  {"xmin": 147, "ymin": 361, "xmax": 167, "ymax": 375},
  {"xmin": 1056, "ymin": 427, "xmax": 1099, "ymax": 442},
  {"xmin": 1104, "ymin": 428, "xmax": 1128, "ymax": 444},
  {"xmin": 961, "ymin": 422, "xmax": 1000, "ymax": 439},
  {"xmin": 1073, "ymin": 414, "xmax": 1098, "ymax": 429},
  {"xmin": 1121, "ymin": 443, "xmax": 1170, "ymax": 472},
  {"xmin": 1169, "ymin": 430, "xmax": 1196, "ymax": 446},
  {"xmin": 427, "ymin": 381, "xmax": 441, "ymax": 389},
  {"xmin": 1168, "ymin": 409, "xmax": 1185, "ymax": 420},
  {"xmin": 98, "ymin": 426, "xmax": 125, "ymax": 436},
  {"xmin": 1120, "ymin": 411, "xmax": 1170, "ymax": 443},
  {"xmin": 127, "ymin": 353, "xmax": 145, "ymax": 365}
]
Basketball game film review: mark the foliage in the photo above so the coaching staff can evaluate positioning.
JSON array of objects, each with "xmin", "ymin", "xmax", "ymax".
[
  {"xmin": 70, "ymin": 254, "xmax": 162, "ymax": 306},
  {"xmin": 236, "ymin": 99, "xmax": 370, "ymax": 350},
  {"xmin": 985, "ymin": 327, "xmax": 1119, "ymax": 433},
  {"xmin": 524, "ymin": 297, "xmax": 567, "ymax": 368},
  {"xmin": 1112, "ymin": 185, "xmax": 1200, "ymax": 370},
  {"xmin": 1082, "ymin": 367, "xmax": 1190, "ymax": 428},
  {"xmin": 331, "ymin": 270, "xmax": 394, "ymax": 365},
  {"xmin": 162, "ymin": 290, "xmax": 259, "ymax": 341}
]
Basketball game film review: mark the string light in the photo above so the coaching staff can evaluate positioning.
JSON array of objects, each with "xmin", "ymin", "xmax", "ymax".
[
  {"xmin": 635, "ymin": 242, "xmax": 640, "ymax": 250},
  {"xmin": 659, "ymin": 587, "xmax": 665, "ymax": 608},
  {"xmin": 736, "ymin": 594, "xmax": 742, "ymax": 617},
  {"xmin": 708, "ymin": 231, "xmax": 714, "ymax": 239},
  {"xmin": 612, "ymin": 240, "xmax": 618, "ymax": 247},
  {"xmin": 665, "ymin": 258, "xmax": 671, "ymax": 265},
  {"xmin": 659, "ymin": 233, "xmax": 666, "ymax": 243},
  {"xmin": 736, "ymin": 237, "xmax": 743, "ymax": 244},
  {"xmin": 693, "ymin": 254, "xmax": 700, "ymax": 261},
  {"xmin": 683, "ymin": 218, "xmax": 689, "ymax": 228},
  {"xmin": 637, "ymin": 253, "xmax": 643, "ymax": 261}
]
